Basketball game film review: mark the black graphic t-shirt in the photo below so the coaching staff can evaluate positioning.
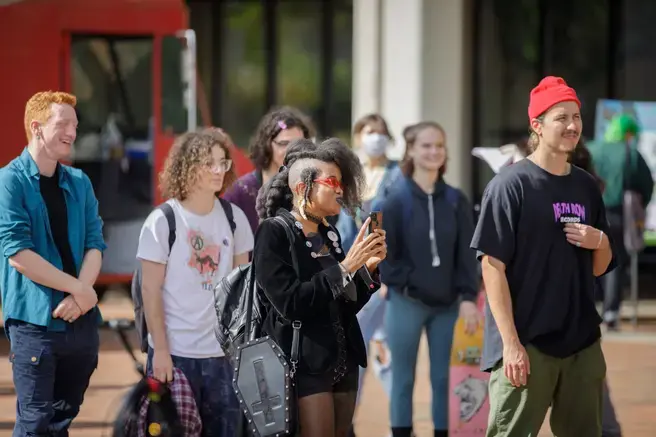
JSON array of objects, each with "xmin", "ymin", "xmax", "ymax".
[{"xmin": 471, "ymin": 159, "xmax": 615, "ymax": 371}]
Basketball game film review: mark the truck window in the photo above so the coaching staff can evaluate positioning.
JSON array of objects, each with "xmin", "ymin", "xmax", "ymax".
[
  {"xmin": 70, "ymin": 35, "xmax": 155, "ymax": 278},
  {"xmin": 161, "ymin": 35, "xmax": 187, "ymax": 135},
  {"xmin": 70, "ymin": 35, "xmax": 154, "ymax": 222}
]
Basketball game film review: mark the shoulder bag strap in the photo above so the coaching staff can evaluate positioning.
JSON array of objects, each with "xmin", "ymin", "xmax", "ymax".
[{"xmin": 273, "ymin": 216, "xmax": 302, "ymax": 376}]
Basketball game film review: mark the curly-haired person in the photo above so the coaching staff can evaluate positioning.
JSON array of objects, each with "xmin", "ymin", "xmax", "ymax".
[
  {"xmin": 223, "ymin": 106, "xmax": 314, "ymax": 233},
  {"xmin": 136, "ymin": 128, "xmax": 254, "ymax": 437},
  {"xmin": 253, "ymin": 138, "xmax": 386, "ymax": 437}
]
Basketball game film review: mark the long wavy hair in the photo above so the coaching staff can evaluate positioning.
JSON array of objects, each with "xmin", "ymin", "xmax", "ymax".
[{"xmin": 255, "ymin": 138, "xmax": 366, "ymax": 219}]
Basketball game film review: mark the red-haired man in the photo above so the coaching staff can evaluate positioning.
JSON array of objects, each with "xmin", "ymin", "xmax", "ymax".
[{"xmin": 0, "ymin": 91, "xmax": 106, "ymax": 435}]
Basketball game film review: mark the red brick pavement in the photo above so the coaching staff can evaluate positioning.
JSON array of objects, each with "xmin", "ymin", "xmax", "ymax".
[
  {"xmin": 0, "ymin": 305, "xmax": 654, "ymax": 437},
  {"xmin": 354, "ymin": 328, "xmax": 656, "ymax": 437}
]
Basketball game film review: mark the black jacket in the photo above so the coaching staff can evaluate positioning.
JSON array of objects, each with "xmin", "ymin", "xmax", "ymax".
[{"xmin": 252, "ymin": 209, "xmax": 380, "ymax": 375}]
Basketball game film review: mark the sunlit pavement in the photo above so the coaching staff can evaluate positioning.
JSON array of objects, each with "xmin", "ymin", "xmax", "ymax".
[
  {"xmin": 354, "ymin": 325, "xmax": 656, "ymax": 437},
  {"xmin": 0, "ymin": 295, "xmax": 655, "ymax": 437}
]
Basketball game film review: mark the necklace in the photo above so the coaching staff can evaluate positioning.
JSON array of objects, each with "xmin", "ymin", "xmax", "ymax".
[{"xmin": 292, "ymin": 207, "xmax": 324, "ymax": 225}]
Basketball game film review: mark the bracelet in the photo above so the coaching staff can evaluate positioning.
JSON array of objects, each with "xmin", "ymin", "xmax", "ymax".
[{"xmin": 596, "ymin": 231, "xmax": 604, "ymax": 249}]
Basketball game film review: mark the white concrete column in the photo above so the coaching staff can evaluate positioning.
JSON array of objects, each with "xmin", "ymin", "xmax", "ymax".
[
  {"xmin": 379, "ymin": 0, "xmax": 424, "ymax": 156},
  {"xmin": 352, "ymin": 0, "xmax": 382, "ymax": 120},
  {"xmin": 351, "ymin": 0, "xmax": 474, "ymax": 195},
  {"xmin": 421, "ymin": 0, "xmax": 473, "ymax": 195}
]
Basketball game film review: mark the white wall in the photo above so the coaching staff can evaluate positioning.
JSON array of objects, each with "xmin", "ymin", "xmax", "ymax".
[
  {"xmin": 379, "ymin": 0, "xmax": 424, "ymax": 155},
  {"xmin": 352, "ymin": 0, "xmax": 382, "ymax": 115},
  {"xmin": 352, "ymin": 0, "xmax": 474, "ymax": 195}
]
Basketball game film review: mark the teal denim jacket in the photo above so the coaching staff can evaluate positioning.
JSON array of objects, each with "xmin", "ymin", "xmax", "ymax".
[{"xmin": 0, "ymin": 148, "xmax": 106, "ymax": 331}]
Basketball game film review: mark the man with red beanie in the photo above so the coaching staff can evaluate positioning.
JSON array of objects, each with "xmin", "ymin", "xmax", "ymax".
[{"xmin": 471, "ymin": 76, "xmax": 615, "ymax": 436}]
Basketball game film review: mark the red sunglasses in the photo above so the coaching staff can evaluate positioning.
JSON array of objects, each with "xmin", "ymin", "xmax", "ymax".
[{"xmin": 314, "ymin": 177, "xmax": 343, "ymax": 191}]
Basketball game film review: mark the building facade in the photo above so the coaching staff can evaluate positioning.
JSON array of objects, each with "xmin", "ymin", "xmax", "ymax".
[
  {"xmin": 187, "ymin": 0, "xmax": 354, "ymax": 149},
  {"xmin": 189, "ymin": 0, "xmax": 656, "ymax": 203}
]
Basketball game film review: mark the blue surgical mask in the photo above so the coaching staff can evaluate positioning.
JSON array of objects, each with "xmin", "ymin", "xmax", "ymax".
[{"xmin": 361, "ymin": 133, "xmax": 389, "ymax": 158}]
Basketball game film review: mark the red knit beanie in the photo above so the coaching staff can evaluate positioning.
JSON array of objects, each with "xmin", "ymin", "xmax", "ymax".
[{"xmin": 528, "ymin": 76, "xmax": 580, "ymax": 120}]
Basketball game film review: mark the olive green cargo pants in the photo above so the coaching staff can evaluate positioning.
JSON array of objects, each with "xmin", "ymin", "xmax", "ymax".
[{"xmin": 486, "ymin": 340, "xmax": 606, "ymax": 437}]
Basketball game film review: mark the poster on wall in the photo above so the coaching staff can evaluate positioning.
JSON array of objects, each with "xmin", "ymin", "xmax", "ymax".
[{"xmin": 594, "ymin": 99, "xmax": 656, "ymax": 246}]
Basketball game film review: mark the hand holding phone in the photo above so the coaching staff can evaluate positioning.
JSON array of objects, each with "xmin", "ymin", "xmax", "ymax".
[
  {"xmin": 365, "ymin": 211, "xmax": 386, "ymax": 272},
  {"xmin": 369, "ymin": 211, "xmax": 382, "ymax": 234},
  {"xmin": 341, "ymin": 214, "xmax": 386, "ymax": 273}
]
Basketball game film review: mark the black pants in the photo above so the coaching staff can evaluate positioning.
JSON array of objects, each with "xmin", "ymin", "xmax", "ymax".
[
  {"xmin": 602, "ymin": 211, "xmax": 626, "ymax": 319},
  {"xmin": 7, "ymin": 318, "xmax": 99, "ymax": 437}
]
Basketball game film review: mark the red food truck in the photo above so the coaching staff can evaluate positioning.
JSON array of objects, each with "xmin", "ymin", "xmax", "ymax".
[{"xmin": 0, "ymin": 0, "xmax": 254, "ymax": 296}]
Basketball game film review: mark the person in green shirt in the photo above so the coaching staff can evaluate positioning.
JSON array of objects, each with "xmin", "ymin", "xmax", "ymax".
[{"xmin": 587, "ymin": 114, "xmax": 654, "ymax": 329}]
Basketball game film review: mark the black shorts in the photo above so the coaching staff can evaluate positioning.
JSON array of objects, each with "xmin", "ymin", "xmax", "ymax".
[{"xmin": 296, "ymin": 367, "xmax": 359, "ymax": 398}]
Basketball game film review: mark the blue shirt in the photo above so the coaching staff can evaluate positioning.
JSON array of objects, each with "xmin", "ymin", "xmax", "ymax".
[{"xmin": 0, "ymin": 148, "xmax": 107, "ymax": 331}]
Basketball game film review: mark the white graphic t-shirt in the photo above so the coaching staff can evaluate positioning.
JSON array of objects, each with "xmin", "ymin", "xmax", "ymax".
[{"xmin": 137, "ymin": 198, "xmax": 254, "ymax": 358}]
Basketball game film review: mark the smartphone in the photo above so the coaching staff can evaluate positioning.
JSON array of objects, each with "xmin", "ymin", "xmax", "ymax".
[{"xmin": 369, "ymin": 211, "xmax": 382, "ymax": 234}]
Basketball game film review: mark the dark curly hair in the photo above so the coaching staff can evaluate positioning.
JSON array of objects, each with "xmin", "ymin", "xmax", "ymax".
[
  {"xmin": 249, "ymin": 106, "xmax": 314, "ymax": 171},
  {"xmin": 256, "ymin": 138, "xmax": 366, "ymax": 220}
]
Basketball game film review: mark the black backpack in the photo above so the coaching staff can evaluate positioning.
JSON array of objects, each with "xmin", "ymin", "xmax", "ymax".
[
  {"xmin": 213, "ymin": 216, "xmax": 296, "ymax": 361},
  {"xmin": 131, "ymin": 199, "xmax": 236, "ymax": 353}
]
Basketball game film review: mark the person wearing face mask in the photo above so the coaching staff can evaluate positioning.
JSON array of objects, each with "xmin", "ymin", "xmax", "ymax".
[
  {"xmin": 361, "ymin": 131, "xmax": 389, "ymax": 162},
  {"xmin": 337, "ymin": 114, "xmax": 400, "ymax": 251},
  {"xmin": 336, "ymin": 114, "xmax": 402, "ymax": 437}
]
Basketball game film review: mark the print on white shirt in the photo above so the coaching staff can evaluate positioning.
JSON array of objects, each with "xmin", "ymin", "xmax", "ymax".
[
  {"xmin": 137, "ymin": 198, "xmax": 254, "ymax": 358},
  {"xmin": 187, "ymin": 228, "xmax": 222, "ymax": 291}
]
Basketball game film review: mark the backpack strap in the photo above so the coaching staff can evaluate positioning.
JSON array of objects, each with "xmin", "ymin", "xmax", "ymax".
[
  {"xmin": 158, "ymin": 202, "xmax": 176, "ymax": 253},
  {"xmin": 219, "ymin": 198, "xmax": 237, "ymax": 235},
  {"xmin": 133, "ymin": 202, "xmax": 176, "ymax": 355}
]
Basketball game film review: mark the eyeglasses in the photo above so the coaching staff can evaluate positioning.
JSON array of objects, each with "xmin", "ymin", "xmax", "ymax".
[
  {"xmin": 314, "ymin": 176, "xmax": 343, "ymax": 191},
  {"xmin": 209, "ymin": 159, "xmax": 232, "ymax": 174},
  {"xmin": 272, "ymin": 139, "xmax": 291, "ymax": 148}
]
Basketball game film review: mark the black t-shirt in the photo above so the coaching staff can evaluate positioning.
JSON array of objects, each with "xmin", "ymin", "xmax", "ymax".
[
  {"xmin": 470, "ymin": 159, "xmax": 615, "ymax": 371},
  {"xmin": 40, "ymin": 167, "xmax": 77, "ymax": 278}
]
